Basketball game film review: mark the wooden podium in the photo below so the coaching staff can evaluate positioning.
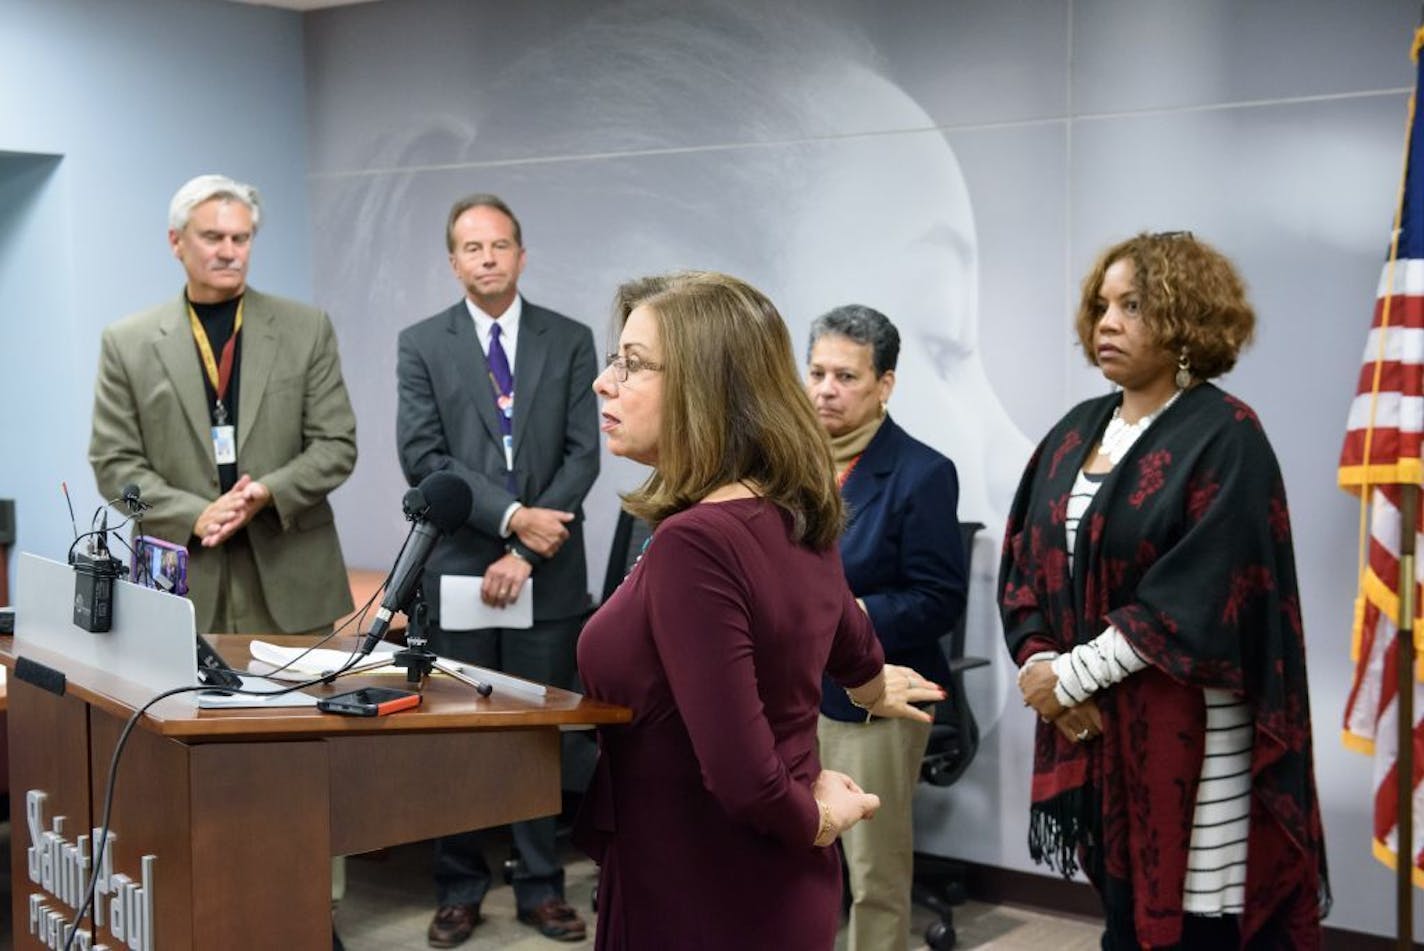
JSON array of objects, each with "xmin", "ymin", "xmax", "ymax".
[{"xmin": 2, "ymin": 635, "xmax": 629, "ymax": 950}]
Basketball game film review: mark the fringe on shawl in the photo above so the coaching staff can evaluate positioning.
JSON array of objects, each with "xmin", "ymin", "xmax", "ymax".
[{"xmin": 1027, "ymin": 787, "xmax": 1096, "ymax": 882}]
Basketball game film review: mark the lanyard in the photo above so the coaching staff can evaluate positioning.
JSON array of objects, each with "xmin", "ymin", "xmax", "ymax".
[{"xmin": 187, "ymin": 299, "xmax": 244, "ymax": 425}]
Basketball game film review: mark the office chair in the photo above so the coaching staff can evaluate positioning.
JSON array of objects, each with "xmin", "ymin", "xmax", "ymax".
[
  {"xmin": 913, "ymin": 520, "xmax": 988, "ymax": 951},
  {"xmin": 601, "ymin": 509, "xmax": 653, "ymax": 604}
]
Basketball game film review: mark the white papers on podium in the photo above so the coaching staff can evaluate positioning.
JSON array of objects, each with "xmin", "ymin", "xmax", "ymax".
[
  {"xmin": 196, "ymin": 675, "xmax": 321, "ymax": 709},
  {"xmin": 432, "ymin": 658, "xmax": 547, "ymax": 698},
  {"xmin": 439, "ymin": 575, "xmax": 533, "ymax": 630},
  {"xmin": 246, "ymin": 640, "xmax": 397, "ymax": 682}
]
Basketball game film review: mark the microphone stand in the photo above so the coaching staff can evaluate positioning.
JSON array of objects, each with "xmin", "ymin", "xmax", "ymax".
[
  {"xmin": 390, "ymin": 588, "xmax": 493, "ymax": 696},
  {"xmin": 129, "ymin": 509, "xmax": 145, "ymax": 585},
  {"xmin": 391, "ymin": 588, "xmax": 438, "ymax": 687}
]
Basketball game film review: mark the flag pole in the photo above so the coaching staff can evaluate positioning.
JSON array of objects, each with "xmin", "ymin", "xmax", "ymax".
[
  {"xmin": 1407, "ymin": 14, "xmax": 1424, "ymax": 948},
  {"xmin": 1399, "ymin": 483, "xmax": 1417, "ymax": 951}
]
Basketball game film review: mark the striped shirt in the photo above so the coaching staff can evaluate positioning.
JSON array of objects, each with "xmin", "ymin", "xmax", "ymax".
[{"xmin": 1058, "ymin": 468, "xmax": 1251, "ymax": 915}]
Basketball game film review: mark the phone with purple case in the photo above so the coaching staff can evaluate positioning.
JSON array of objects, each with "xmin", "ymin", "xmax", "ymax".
[{"xmin": 131, "ymin": 535, "xmax": 189, "ymax": 596}]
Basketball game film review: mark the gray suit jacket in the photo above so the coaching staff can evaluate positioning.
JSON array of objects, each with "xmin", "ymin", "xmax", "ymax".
[
  {"xmin": 89, "ymin": 289, "xmax": 358, "ymax": 633},
  {"xmin": 396, "ymin": 298, "xmax": 599, "ymax": 622}
]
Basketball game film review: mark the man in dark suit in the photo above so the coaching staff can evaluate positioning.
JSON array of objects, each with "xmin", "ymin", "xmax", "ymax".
[
  {"xmin": 90, "ymin": 174, "xmax": 357, "ymax": 635},
  {"xmin": 397, "ymin": 194, "xmax": 598, "ymax": 946}
]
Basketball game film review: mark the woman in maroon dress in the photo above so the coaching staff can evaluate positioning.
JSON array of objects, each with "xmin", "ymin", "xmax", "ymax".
[{"xmin": 576, "ymin": 272, "xmax": 945, "ymax": 950}]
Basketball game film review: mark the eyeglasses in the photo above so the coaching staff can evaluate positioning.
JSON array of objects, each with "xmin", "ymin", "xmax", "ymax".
[
  {"xmin": 604, "ymin": 353, "xmax": 664, "ymax": 383},
  {"xmin": 1152, "ymin": 230, "xmax": 1195, "ymax": 240}
]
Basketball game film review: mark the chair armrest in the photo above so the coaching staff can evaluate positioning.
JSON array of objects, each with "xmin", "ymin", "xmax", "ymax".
[{"xmin": 948, "ymin": 655, "xmax": 990, "ymax": 674}]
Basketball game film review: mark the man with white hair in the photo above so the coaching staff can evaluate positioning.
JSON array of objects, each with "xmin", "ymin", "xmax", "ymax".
[{"xmin": 89, "ymin": 173, "xmax": 357, "ymax": 634}]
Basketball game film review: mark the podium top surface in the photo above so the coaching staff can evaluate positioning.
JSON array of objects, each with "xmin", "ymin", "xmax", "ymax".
[{"xmin": 0, "ymin": 634, "xmax": 630, "ymax": 741}]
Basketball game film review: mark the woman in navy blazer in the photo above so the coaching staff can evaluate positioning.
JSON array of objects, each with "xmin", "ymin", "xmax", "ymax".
[{"xmin": 806, "ymin": 305, "xmax": 967, "ymax": 951}]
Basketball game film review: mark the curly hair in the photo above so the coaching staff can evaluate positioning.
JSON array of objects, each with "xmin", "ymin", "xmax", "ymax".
[
  {"xmin": 1073, "ymin": 232, "xmax": 1255, "ymax": 380},
  {"xmin": 612, "ymin": 270, "xmax": 844, "ymax": 550}
]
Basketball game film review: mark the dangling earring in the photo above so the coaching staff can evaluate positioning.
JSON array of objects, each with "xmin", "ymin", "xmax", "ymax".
[{"xmin": 1175, "ymin": 348, "xmax": 1192, "ymax": 389}]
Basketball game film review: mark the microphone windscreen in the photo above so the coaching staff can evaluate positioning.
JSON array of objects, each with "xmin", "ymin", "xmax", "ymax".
[
  {"xmin": 417, "ymin": 472, "xmax": 474, "ymax": 534},
  {"xmin": 402, "ymin": 487, "xmax": 428, "ymax": 519},
  {"xmin": 122, "ymin": 483, "xmax": 142, "ymax": 501}
]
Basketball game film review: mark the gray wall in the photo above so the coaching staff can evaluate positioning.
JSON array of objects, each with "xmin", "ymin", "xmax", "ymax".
[
  {"xmin": 0, "ymin": 0, "xmax": 313, "ymax": 568},
  {"xmin": 303, "ymin": 0, "xmax": 1420, "ymax": 936}
]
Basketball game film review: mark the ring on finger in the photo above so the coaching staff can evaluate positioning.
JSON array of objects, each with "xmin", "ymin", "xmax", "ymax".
[{"xmin": 1076, "ymin": 729, "xmax": 1090, "ymax": 741}]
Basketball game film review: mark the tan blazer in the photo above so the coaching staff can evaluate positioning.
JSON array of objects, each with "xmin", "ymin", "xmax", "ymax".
[{"xmin": 89, "ymin": 289, "xmax": 357, "ymax": 633}]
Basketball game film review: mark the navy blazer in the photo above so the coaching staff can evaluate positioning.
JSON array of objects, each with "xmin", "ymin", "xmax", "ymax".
[{"xmin": 821, "ymin": 415, "xmax": 966, "ymax": 721}]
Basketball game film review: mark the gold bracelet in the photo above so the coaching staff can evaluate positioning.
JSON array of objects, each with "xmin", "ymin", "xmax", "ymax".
[
  {"xmin": 813, "ymin": 800, "xmax": 836, "ymax": 847},
  {"xmin": 846, "ymin": 683, "xmax": 884, "ymax": 723}
]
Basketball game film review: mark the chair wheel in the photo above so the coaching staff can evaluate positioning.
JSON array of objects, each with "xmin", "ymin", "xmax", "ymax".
[
  {"xmin": 502, "ymin": 855, "xmax": 518, "ymax": 885},
  {"xmin": 925, "ymin": 919, "xmax": 957, "ymax": 950}
]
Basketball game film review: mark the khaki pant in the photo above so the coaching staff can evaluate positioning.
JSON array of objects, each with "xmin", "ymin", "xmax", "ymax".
[{"xmin": 818, "ymin": 712, "xmax": 933, "ymax": 951}]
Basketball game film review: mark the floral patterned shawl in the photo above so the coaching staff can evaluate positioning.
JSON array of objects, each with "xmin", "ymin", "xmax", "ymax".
[{"xmin": 998, "ymin": 384, "xmax": 1328, "ymax": 947}]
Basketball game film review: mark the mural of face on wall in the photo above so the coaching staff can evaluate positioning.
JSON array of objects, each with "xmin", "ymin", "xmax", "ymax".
[
  {"xmin": 319, "ymin": 0, "xmax": 1030, "ymax": 526},
  {"xmin": 773, "ymin": 67, "xmax": 1032, "ymax": 530},
  {"xmin": 315, "ymin": 1, "xmax": 1028, "ymax": 736},
  {"xmin": 314, "ymin": 0, "xmax": 1025, "ymax": 734}
]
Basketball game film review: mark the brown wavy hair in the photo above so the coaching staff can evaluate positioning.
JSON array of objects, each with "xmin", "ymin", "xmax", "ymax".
[
  {"xmin": 615, "ymin": 271, "xmax": 844, "ymax": 549},
  {"xmin": 1074, "ymin": 232, "xmax": 1255, "ymax": 380}
]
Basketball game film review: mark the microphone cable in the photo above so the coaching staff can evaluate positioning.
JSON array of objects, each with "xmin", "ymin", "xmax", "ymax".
[{"xmin": 60, "ymin": 653, "xmax": 392, "ymax": 951}]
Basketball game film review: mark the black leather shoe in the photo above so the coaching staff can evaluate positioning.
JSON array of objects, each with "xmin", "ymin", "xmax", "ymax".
[
  {"xmin": 517, "ymin": 898, "xmax": 588, "ymax": 942},
  {"xmin": 427, "ymin": 903, "xmax": 482, "ymax": 948}
]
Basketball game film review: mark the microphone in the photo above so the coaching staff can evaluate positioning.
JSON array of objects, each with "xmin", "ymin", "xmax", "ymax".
[
  {"xmin": 106, "ymin": 483, "xmax": 152, "ymax": 515},
  {"xmin": 119, "ymin": 483, "xmax": 152, "ymax": 512},
  {"xmin": 359, "ymin": 472, "xmax": 473, "ymax": 655}
]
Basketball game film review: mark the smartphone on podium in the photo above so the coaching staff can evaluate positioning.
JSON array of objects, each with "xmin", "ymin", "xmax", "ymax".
[{"xmin": 317, "ymin": 686, "xmax": 422, "ymax": 717}]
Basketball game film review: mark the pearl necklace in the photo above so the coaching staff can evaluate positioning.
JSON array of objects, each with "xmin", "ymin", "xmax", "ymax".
[{"xmin": 1098, "ymin": 389, "xmax": 1182, "ymax": 466}]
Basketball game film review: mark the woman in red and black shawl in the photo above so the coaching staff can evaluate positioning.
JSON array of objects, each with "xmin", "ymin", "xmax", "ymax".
[{"xmin": 999, "ymin": 233, "xmax": 1328, "ymax": 949}]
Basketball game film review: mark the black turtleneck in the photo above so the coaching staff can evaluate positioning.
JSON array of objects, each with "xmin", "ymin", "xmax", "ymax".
[{"xmin": 188, "ymin": 293, "xmax": 243, "ymax": 492}]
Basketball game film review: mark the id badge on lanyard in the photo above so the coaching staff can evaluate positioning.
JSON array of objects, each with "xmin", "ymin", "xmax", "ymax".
[
  {"xmin": 212, "ymin": 424, "xmax": 237, "ymax": 465},
  {"xmin": 190, "ymin": 300, "xmax": 243, "ymax": 467},
  {"xmin": 496, "ymin": 391, "xmax": 515, "ymax": 470}
]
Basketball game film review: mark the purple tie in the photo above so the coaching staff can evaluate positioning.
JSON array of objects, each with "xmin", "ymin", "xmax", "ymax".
[
  {"xmin": 487, "ymin": 322, "xmax": 516, "ymax": 490},
  {"xmin": 488, "ymin": 321, "xmax": 514, "ymax": 405}
]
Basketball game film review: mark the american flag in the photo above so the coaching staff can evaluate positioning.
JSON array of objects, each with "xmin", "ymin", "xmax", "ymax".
[{"xmin": 1338, "ymin": 26, "xmax": 1424, "ymax": 887}]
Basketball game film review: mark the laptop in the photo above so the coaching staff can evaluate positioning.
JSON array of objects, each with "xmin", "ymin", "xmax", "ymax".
[{"xmin": 15, "ymin": 552, "xmax": 221, "ymax": 699}]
